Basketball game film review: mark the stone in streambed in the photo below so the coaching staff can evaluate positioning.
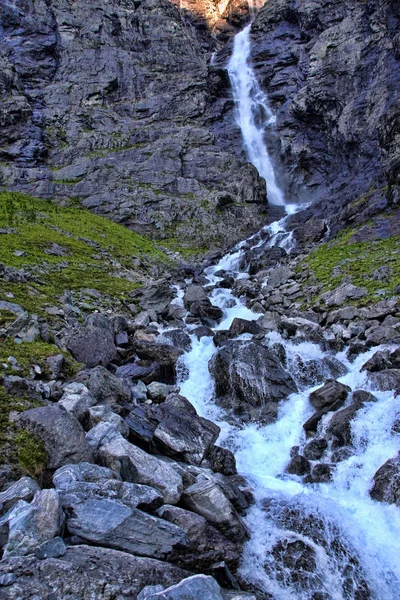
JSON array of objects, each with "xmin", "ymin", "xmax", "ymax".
[{"xmin": 309, "ymin": 379, "xmax": 351, "ymax": 411}]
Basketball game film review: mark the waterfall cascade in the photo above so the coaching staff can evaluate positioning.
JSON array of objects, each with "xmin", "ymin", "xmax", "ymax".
[{"xmin": 168, "ymin": 15, "xmax": 400, "ymax": 600}]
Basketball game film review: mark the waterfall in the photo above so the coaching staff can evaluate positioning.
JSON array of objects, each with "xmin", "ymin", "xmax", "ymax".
[
  {"xmin": 173, "ymin": 15, "xmax": 400, "ymax": 600},
  {"xmin": 228, "ymin": 24, "xmax": 286, "ymax": 207}
]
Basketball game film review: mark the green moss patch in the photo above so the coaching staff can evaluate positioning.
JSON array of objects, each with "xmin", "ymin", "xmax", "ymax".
[
  {"xmin": 0, "ymin": 339, "xmax": 80, "ymax": 379},
  {"xmin": 15, "ymin": 429, "xmax": 48, "ymax": 478},
  {"xmin": 0, "ymin": 309, "xmax": 16, "ymax": 328},
  {"xmin": 303, "ymin": 230, "xmax": 400, "ymax": 304},
  {"xmin": 0, "ymin": 191, "xmax": 171, "ymax": 314}
]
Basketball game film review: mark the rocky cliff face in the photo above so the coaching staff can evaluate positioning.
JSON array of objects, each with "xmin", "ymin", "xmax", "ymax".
[
  {"xmin": 0, "ymin": 0, "xmax": 267, "ymax": 254},
  {"xmin": 249, "ymin": 0, "xmax": 400, "ymax": 237}
]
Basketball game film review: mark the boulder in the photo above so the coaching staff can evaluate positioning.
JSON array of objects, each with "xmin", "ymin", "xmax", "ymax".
[
  {"xmin": 58, "ymin": 382, "xmax": 97, "ymax": 424},
  {"xmin": 325, "ymin": 398, "xmax": 366, "ymax": 447},
  {"xmin": 303, "ymin": 438, "xmax": 328, "ymax": 461},
  {"xmin": 16, "ymin": 406, "xmax": 93, "ymax": 470},
  {"xmin": 285, "ymin": 455, "xmax": 311, "ymax": 476},
  {"xmin": 157, "ymin": 504, "xmax": 240, "ymax": 571},
  {"xmin": 75, "ymin": 366, "xmax": 131, "ymax": 405},
  {"xmin": 207, "ymin": 446, "xmax": 237, "ymax": 476},
  {"xmin": 309, "ymin": 380, "xmax": 351, "ymax": 411},
  {"xmin": 87, "ymin": 405, "xmax": 129, "ymax": 437},
  {"xmin": 153, "ymin": 395, "xmax": 220, "ymax": 465},
  {"xmin": 182, "ymin": 477, "xmax": 248, "ymax": 542},
  {"xmin": 0, "ymin": 477, "xmax": 40, "ymax": 516},
  {"xmin": 130, "ymin": 341, "xmax": 183, "ymax": 384},
  {"xmin": 86, "ymin": 422, "xmax": 123, "ymax": 451},
  {"xmin": 99, "ymin": 435, "xmax": 183, "ymax": 504},
  {"xmin": 209, "ymin": 340, "xmax": 297, "ymax": 417},
  {"xmin": 161, "ymin": 329, "xmax": 192, "ymax": 352},
  {"xmin": 67, "ymin": 325, "xmax": 117, "ymax": 368},
  {"xmin": 369, "ymin": 454, "xmax": 400, "ymax": 505},
  {"xmin": 228, "ymin": 318, "xmax": 264, "ymax": 338},
  {"xmin": 0, "ymin": 545, "xmax": 190, "ymax": 599},
  {"xmin": 147, "ymin": 382, "xmax": 178, "ymax": 403},
  {"xmin": 139, "ymin": 279, "xmax": 174, "ymax": 313},
  {"xmin": 65, "ymin": 497, "xmax": 188, "ymax": 559},
  {"xmin": 1, "ymin": 489, "xmax": 64, "ymax": 558},
  {"xmin": 367, "ymin": 369, "xmax": 400, "ymax": 396},
  {"xmin": 305, "ymin": 463, "xmax": 334, "ymax": 484},
  {"xmin": 183, "ymin": 286, "xmax": 223, "ymax": 321},
  {"xmin": 361, "ymin": 350, "xmax": 392, "ymax": 373},
  {"xmin": 139, "ymin": 574, "xmax": 223, "ymax": 600},
  {"xmin": 321, "ymin": 284, "xmax": 368, "ymax": 307},
  {"xmin": 34, "ymin": 536, "xmax": 67, "ymax": 560}
]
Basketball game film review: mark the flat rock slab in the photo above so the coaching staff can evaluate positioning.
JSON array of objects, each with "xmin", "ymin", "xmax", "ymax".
[
  {"xmin": 0, "ymin": 545, "xmax": 190, "ymax": 599},
  {"xmin": 67, "ymin": 326, "xmax": 117, "ymax": 368}
]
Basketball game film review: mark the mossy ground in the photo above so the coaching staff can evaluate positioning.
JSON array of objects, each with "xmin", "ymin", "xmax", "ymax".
[
  {"xmin": 0, "ymin": 191, "xmax": 171, "ymax": 314},
  {"xmin": 301, "ymin": 229, "xmax": 400, "ymax": 305},
  {"xmin": 0, "ymin": 339, "xmax": 81, "ymax": 379}
]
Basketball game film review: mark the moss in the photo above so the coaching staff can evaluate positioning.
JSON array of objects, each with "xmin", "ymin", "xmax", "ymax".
[
  {"xmin": 0, "ymin": 191, "xmax": 171, "ymax": 314},
  {"xmin": 161, "ymin": 237, "xmax": 208, "ymax": 258},
  {"xmin": 0, "ymin": 386, "xmax": 43, "ymax": 466},
  {"xmin": 302, "ymin": 229, "xmax": 400, "ymax": 304},
  {"xmin": 0, "ymin": 309, "xmax": 16, "ymax": 327},
  {"xmin": 0, "ymin": 339, "xmax": 80, "ymax": 378},
  {"xmin": 15, "ymin": 429, "xmax": 48, "ymax": 477}
]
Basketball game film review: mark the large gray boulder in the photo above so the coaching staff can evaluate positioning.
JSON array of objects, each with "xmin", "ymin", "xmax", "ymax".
[
  {"xmin": 58, "ymin": 382, "xmax": 97, "ymax": 424},
  {"xmin": 65, "ymin": 497, "xmax": 188, "ymax": 559},
  {"xmin": 67, "ymin": 324, "xmax": 117, "ymax": 368},
  {"xmin": 0, "ymin": 545, "xmax": 190, "ymax": 599},
  {"xmin": 140, "ymin": 574, "xmax": 224, "ymax": 600},
  {"xmin": 181, "ymin": 477, "xmax": 248, "ymax": 542},
  {"xmin": 209, "ymin": 340, "xmax": 297, "ymax": 419},
  {"xmin": 0, "ymin": 477, "xmax": 40, "ymax": 516},
  {"xmin": 0, "ymin": 489, "xmax": 64, "ymax": 558},
  {"xmin": 183, "ymin": 286, "xmax": 223, "ymax": 321},
  {"xmin": 16, "ymin": 406, "xmax": 94, "ymax": 470},
  {"xmin": 370, "ymin": 454, "xmax": 400, "ymax": 506},
  {"xmin": 99, "ymin": 436, "xmax": 183, "ymax": 504},
  {"xmin": 139, "ymin": 279, "xmax": 174, "ymax": 313},
  {"xmin": 309, "ymin": 380, "xmax": 351, "ymax": 411},
  {"xmin": 75, "ymin": 366, "xmax": 131, "ymax": 405},
  {"xmin": 157, "ymin": 504, "xmax": 240, "ymax": 571}
]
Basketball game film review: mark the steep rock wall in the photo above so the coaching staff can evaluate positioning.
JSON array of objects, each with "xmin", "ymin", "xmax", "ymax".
[
  {"xmin": 0, "ymin": 0, "xmax": 267, "ymax": 252},
  {"xmin": 249, "ymin": 0, "xmax": 400, "ymax": 236}
]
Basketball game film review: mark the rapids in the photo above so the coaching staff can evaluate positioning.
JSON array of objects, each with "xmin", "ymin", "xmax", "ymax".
[{"xmin": 173, "ymin": 16, "xmax": 400, "ymax": 600}]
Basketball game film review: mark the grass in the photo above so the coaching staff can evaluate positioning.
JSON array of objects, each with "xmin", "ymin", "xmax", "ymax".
[
  {"xmin": 0, "ymin": 191, "xmax": 171, "ymax": 314},
  {"xmin": 302, "ymin": 228, "xmax": 400, "ymax": 304},
  {"xmin": 0, "ymin": 309, "xmax": 16, "ymax": 328},
  {"xmin": 15, "ymin": 429, "xmax": 48, "ymax": 478},
  {"xmin": 0, "ymin": 339, "xmax": 81, "ymax": 379}
]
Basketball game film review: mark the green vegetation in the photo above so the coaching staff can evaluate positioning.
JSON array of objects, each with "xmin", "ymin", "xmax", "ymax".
[
  {"xmin": 0, "ymin": 309, "xmax": 16, "ymax": 327},
  {"xmin": 161, "ymin": 238, "xmax": 208, "ymax": 258},
  {"xmin": 0, "ymin": 339, "xmax": 80, "ymax": 379},
  {"xmin": 303, "ymin": 228, "xmax": 400, "ymax": 304},
  {"xmin": 0, "ymin": 191, "xmax": 171, "ymax": 314},
  {"xmin": 15, "ymin": 429, "xmax": 48, "ymax": 477}
]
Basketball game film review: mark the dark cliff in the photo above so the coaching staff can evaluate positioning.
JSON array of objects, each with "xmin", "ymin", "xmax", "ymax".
[
  {"xmin": 0, "ymin": 0, "xmax": 267, "ymax": 254},
  {"xmin": 249, "ymin": 0, "xmax": 400, "ymax": 238}
]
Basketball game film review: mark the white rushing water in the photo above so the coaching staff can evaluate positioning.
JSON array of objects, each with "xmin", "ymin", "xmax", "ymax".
[
  {"xmin": 174, "ymin": 16, "xmax": 400, "ymax": 600},
  {"xmin": 228, "ymin": 24, "xmax": 286, "ymax": 208}
]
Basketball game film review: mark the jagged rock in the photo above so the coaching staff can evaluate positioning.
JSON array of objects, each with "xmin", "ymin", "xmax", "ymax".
[
  {"xmin": 3, "ymin": 376, "xmax": 54, "ymax": 403},
  {"xmin": 87, "ymin": 405, "xmax": 129, "ymax": 436},
  {"xmin": 99, "ymin": 435, "xmax": 183, "ymax": 504},
  {"xmin": 147, "ymin": 382, "xmax": 178, "ymax": 403},
  {"xmin": 285, "ymin": 455, "xmax": 311, "ymax": 476},
  {"xmin": 367, "ymin": 369, "xmax": 400, "ymax": 395},
  {"xmin": 0, "ymin": 545, "xmax": 190, "ymax": 599},
  {"xmin": 183, "ymin": 286, "xmax": 223, "ymax": 321},
  {"xmin": 86, "ymin": 422, "xmax": 123, "ymax": 451},
  {"xmin": 192, "ymin": 325, "xmax": 215, "ymax": 339},
  {"xmin": 209, "ymin": 340, "xmax": 297, "ymax": 418},
  {"xmin": 130, "ymin": 341, "xmax": 183, "ymax": 384},
  {"xmin": 325, "ymin": 394, "xmax": 371, "ymax": 448},
  {"xmin": 34, "ymin": 536, "xmax": 66, "ymax": 560},
  {"xmin": 0, "ymin": 489, "xmax": 64, "ymax": 558},
  {"xmin": 181, "ymin": 477, "xmax": 248, "ymax": 542},
  {"xmin": 45, "ymin": 354, "xmax": 66, "ymax": 380},
  {"xmin": 58, "ymin": 382, "xmax": 97, "ymax": 424},
  {"xmin": 16, "ymin": 406, "xmax": 93, "ymax": 470},
  {"xmin": 321, "ymin": 284, "xmax": 368, "ymax": 307},
  {"xmin": 309, "ymin": 380, "xmax": 351, "ymax": 411},
  {"xmin": 157, "ymin": 504, "xmax": 240, "ymax": 571},
  {"xmin": 161, "ymin": 329, "xmax": 192, "ymax": 352},
  {"xmin": 153, "ymin": 395, "xmax": 220, "ymax": 465},
  {"xmin": 65, "ymin": 496, "xmax": 188, "ymax": 560},
  {"xmin": 228, "ymin": 318, "xmax": 264, "ymax": 338},
  {"xmin": 361, "ymin": 350, "xmax": 392, "ymax": 373},
  {"xmin": 207, "ymin": 446, "xmax": 237, "ymax": 476},
  {"xmin": 0, "ymin": 477, "xmax": 40, "ymax": 516},
  {"xmin": 267, "ymin": 539, "xmax": 317, "ymax": 590},
  {"xmin": 75, "ymin": 366, "xmax": 131, "ymax": 405},
  {"xmin": 53, "ymin": 462, "xmax": 120, "ymax": 490},
  {"xmin": 303, "ymin": 439, "xmax": 328, "ymax": 461},
  {"xmin": 370, "ymin": 454, "xmax": 400, "ymax": 505},
  {"xmin": 139, "ymin": 574, "xmax": 223, "ymax": 600},
  {"xmin": 67, "ymin": 323, "xmax": 117, "ymax": 368},
  {"xmin": 139, "ymin": 280, "xmax": 174, "ymax": 313},
  {"xmin": 305, "ymin": 463, "xmax": 334, "ymax": 484}
]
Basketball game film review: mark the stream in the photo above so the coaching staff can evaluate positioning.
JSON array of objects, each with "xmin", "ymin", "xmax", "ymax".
[{"xmin": 171, "ymin": 21, "xmax": 400, "ymax": 600}]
